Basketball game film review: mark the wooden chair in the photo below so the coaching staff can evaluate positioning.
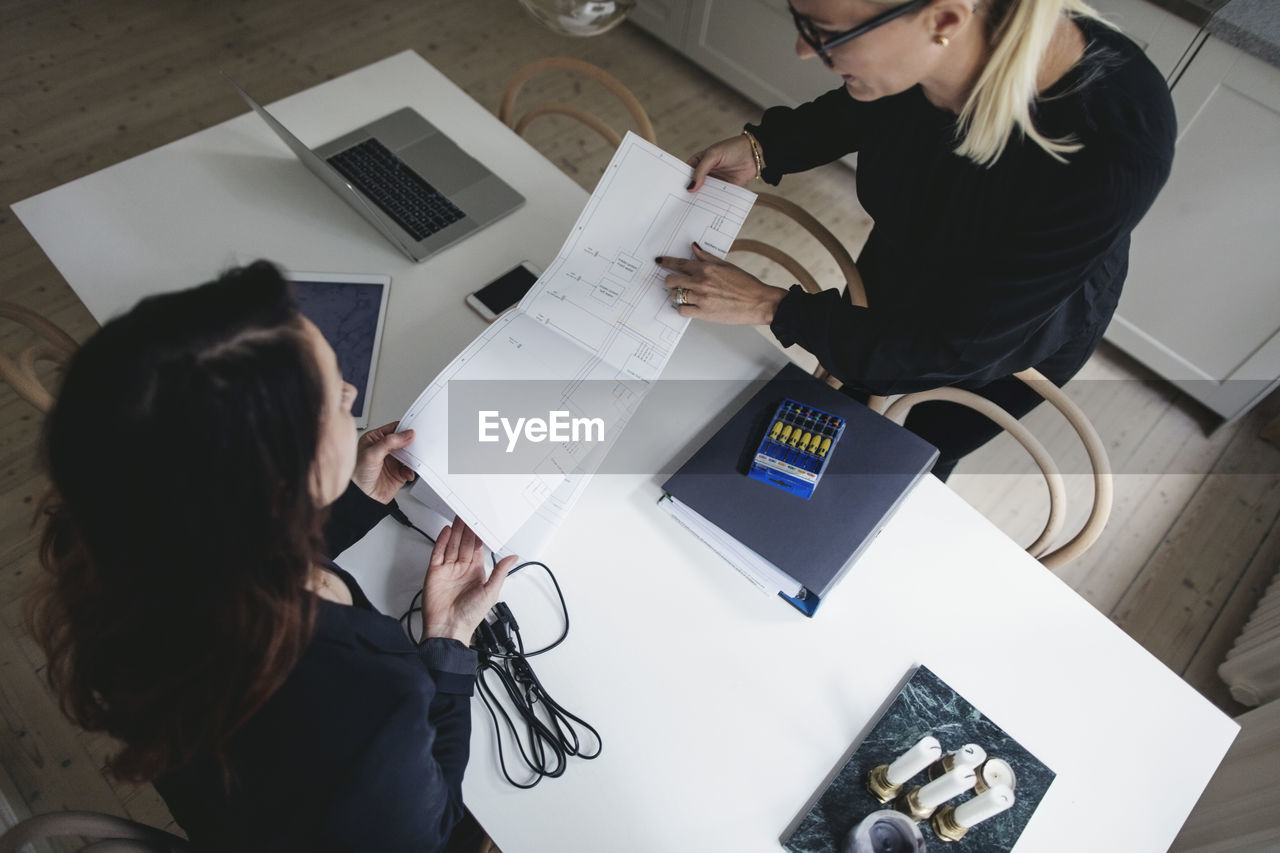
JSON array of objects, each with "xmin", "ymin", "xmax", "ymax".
[
  {"xmin": 727, "ymin": 192, "xmax": 881, "ymax": 401},
  {"xmin": 0, "ymin": 300, "xmax": 79, "ymax": 413},
  {"xmin": 499, "ymin": 57, "xmax": 656, "ymax": 148},
  {"xmin": 0, "ymin": 810, "xmax": 188, "ymax": 852},
  {"xmin": 728, "ymin": 191, "xmax": 867, "ymax": 305},
  {"xmin": 873, "ymin": 369, "xmax": 1114, "ymax": 569}
]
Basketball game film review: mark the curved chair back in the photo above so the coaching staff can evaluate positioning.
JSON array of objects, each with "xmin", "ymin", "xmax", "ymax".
[
  {"xmin": 729, "ymin": 192, "xmax": 866, "ymax": 305},
  {"xmin": 0, "ymin": 810, "xmax": 188, "ymax": 853},
  {"xmin": 729, "ymin": 193, "xmax": 872, "ymax": 392},
  {"xmin": 0, "ymin": 301, "xmax": 79, "ymax": 412},
  {"xmin": 499, "ymin": 57, "xmax": 656, "ymax": 148},
  {"xmin": 876, "ymin": 368, "xmax": 1114, "ymax": 569}
]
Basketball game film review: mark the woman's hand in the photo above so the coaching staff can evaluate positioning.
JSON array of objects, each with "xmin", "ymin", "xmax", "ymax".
[
  {"xmin": 351, "ymin": 421, "xmax": 416, "ymax": 504},
  {"xmin": 686, "ymin": 134, "xmax": 759, "ymax": 192},
  {"xmin": 656, "ymin": 242, "xmax": 788, "ymax": 325},
  {"xmin": 422, "ymin": 517, "xmax": 515, "ymax": 644}
]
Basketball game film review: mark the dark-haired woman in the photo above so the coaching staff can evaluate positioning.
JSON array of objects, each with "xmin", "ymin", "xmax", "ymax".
[
  {"xmin": 658, "ymin": 0, "xmax": 1176, "ymax": 479},
  {"xmin": 29, "ymin": 262, "xmax": 514, "ymax": 851}
]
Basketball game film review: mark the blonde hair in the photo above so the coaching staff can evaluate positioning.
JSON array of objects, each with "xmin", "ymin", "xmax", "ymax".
[{"xmin": 873, "ymin": 0, "xmax": 1106, "ymax": 166}]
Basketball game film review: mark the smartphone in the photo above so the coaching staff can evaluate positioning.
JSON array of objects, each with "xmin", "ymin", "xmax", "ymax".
[{"xmin": 466, "ymin": 262, "xmax": 541, "ymax": 321}]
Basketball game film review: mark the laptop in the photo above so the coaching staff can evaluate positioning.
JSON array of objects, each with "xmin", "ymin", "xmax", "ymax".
[{"xmin": 227, "ymin": 77, "xmax": 525, "ymax": 262}]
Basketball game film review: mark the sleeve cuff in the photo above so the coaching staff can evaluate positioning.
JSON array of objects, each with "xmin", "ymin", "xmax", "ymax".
[
  {"xmin": 332, "ymin": 481, "xmax": 392, "ymax": 528},
  {"xmin": 769, "ymin": 284, "xmax": 819, "ymax": 347},
  {"xmin": 419, "ymin": 637, "xmax": 479, "ymax": 696}
]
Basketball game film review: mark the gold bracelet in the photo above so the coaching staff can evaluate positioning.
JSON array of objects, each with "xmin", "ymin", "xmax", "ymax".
[{"xmin": 741, "ymin": 129, "xmax": 763, "ymax": 181}]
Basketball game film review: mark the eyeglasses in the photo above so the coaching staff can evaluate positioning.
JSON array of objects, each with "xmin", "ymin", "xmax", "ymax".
[{"xmin": 789, "ymin": 0, "xmax": 932, "ymax": 67}]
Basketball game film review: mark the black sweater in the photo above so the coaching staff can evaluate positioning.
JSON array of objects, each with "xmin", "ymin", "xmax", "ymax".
[
  {"xmin": 156, "ymin": 485, "xmax": 477, "ymax": 852},
  {"xmin": 754, "ymin": 17, "xmax": 1175, "ymax": 395}
]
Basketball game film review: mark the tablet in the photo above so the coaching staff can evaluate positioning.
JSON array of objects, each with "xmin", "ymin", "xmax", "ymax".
[{"xmin": 285, "ymin": 270, "xmax": 391, "ymax": 429}]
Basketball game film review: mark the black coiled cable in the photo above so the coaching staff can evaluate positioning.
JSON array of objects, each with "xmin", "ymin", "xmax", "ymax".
[{"xmin": 391, "ymin": 500, "xmax": 602, "ymax": 787}]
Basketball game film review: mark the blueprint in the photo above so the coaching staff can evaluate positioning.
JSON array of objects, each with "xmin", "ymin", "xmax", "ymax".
[
  {"xmin": 393, "ymin": 133, "xmax": 757, "ymax": 551},
  {"xmin": 518, "ymin": 133, "xmax": 754, "ymax": 382}
]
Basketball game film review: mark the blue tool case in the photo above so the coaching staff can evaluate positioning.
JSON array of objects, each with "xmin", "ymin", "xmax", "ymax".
[{"xmin": 748, "ymin": 398, "xmax": 846, "ymax": 499}]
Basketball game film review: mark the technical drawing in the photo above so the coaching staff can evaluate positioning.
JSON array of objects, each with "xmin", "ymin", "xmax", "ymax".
[{"xmin": 393, "ymin": 133, "xmax": 757, "ymax": 550}]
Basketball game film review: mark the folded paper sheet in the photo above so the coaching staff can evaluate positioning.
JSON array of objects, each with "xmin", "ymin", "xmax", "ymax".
[{"xmin": 392, "ymin": 132, "xmax": 757, "ymax": 551}]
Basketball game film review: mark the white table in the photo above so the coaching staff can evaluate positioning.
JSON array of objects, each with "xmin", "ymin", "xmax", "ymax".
[
  {"xmin": 13, "ymin": 51, "xmax": 1238, "ymax": 853},
  {"xmin": 12, "ymin": 51, "xmax": 583, "ymax": 434}
]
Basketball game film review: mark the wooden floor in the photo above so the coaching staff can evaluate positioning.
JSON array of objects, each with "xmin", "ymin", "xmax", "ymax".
[{"xmin": 2, "ymin": 0, "xmax": 1278, "ymax": 844}]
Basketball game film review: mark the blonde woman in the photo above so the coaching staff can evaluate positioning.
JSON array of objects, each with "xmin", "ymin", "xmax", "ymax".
[{"xmin": 658, "ymin": 0, "xmax": 1175, "ymax": 479}]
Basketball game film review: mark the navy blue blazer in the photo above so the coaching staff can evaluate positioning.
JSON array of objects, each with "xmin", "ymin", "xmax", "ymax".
[{"xmin": 155, "ymin": 485, "xmax": 478, "ymax": 852}]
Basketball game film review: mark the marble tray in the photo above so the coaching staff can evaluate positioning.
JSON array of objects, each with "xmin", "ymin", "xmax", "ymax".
[{"xmin": 783, "ymin": 666, "xmax": 1054, "ymax": 853}]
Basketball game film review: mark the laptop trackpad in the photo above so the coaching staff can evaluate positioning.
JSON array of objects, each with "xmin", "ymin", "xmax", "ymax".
[{"xmin": 401, "ymin": 136, "xmax": 489, "ymax": 195}]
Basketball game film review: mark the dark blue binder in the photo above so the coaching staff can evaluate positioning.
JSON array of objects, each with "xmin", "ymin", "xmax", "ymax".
[{"xmin": 660, "ymin": 363, "xmax": 938, "ymax": 616}]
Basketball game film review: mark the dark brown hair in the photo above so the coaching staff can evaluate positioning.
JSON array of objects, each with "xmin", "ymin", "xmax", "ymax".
[{"xmin": 29, "ymin": 261, "xmax": 327, "ymax": 782}]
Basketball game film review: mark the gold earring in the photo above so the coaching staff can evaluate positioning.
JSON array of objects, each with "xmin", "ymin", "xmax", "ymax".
[{"xmin": 934, "ymin": 34, "xmax": 949, "ymax": 46}]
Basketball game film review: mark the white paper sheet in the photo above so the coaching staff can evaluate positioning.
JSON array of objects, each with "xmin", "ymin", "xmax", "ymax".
[{"xmin": 392, "ymin": 133, "xmax": 757, "ymax": 550}]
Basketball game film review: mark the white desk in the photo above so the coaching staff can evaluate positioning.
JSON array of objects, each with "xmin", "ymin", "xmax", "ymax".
[
  {"xmin": 14, "ymin": 51, "xmax": 1238, "ymax": 853},
  {"xmin": 11, "ymin": 51, "xmax": 584, "ymax": 434}
]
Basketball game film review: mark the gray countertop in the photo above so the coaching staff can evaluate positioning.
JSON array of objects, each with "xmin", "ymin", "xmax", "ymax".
[
  {"xmin": 1207, "ymin": 0, "xmax": 1280, "ymax": 67},
  {"xmin": 1148, "ymin": 0, "xmax": 1279, "ymax": 68}
]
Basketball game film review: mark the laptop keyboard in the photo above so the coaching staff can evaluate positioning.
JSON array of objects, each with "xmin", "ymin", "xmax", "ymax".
[{"xmin": 326, "ymin": 138, "xmax": 465, "ymax": 241}]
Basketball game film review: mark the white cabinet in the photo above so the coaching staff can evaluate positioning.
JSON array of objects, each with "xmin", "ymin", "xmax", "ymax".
[
  {"xmin": 635, "ymin": 0, "xmax": 837, "ymax": 107},
  {"xmin": 630, "ymin": 0, "xmax": 689, "ymax": 52},
  {"xmin": 1088, "ymin": 0, "xmax": 1205, "ymax": 80},
  {"xmin": 1087, "ymin": 0, "xmax": 1280, "ymax": 422},
  {"xmin": 1106, "ymin": 35, "xmax": 1280, "ymax": 421},
  {"xmin": 682, "ymin": 0, "xmax": 837, "ymax": 107}
]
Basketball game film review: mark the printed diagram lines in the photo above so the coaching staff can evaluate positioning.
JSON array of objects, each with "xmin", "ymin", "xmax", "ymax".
[
  {"xmin": 524, "ymin": 179, "xmax": 751, "ymax": 381},
  {"xmin": 391, "ymin": 133, "xmax": 756, "ymax": 551}
]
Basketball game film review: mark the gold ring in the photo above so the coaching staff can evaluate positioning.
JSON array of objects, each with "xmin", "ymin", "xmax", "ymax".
[{"xmin": 674, "ymin": 287, "xmax": 688, "ymax": 306}]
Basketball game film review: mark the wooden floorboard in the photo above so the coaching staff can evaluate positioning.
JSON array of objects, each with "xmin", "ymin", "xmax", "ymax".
[
  {"xmin": 1112, "ymin": 400, "xmax": 1280, "ymax": 673},
  {"xmin": 0, "ymin": 611, "xmax": 113, "ymax": 852},
  {"xmin": 3, "ymin": 0, "xmax": 1279, "ymax": 837},
  {"xmin": 1061, "ymin": 398, "xmax": 1240, "ymax": 612},
  {"xmin": 1182, "ymin": 513, "xmax": 1280, "ymax": 715}
]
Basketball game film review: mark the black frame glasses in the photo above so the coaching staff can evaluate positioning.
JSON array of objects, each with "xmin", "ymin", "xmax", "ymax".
[{"xmin": 789, "ymin": 0, "xmax": 932, "ymax": 67}]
